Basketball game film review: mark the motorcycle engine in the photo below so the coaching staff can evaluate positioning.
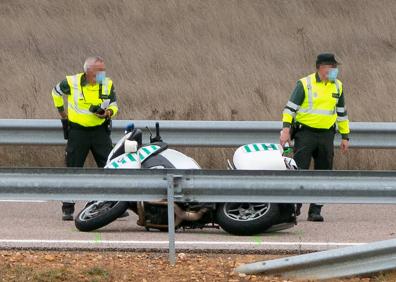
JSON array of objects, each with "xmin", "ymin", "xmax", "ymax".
[{"xmin": 144, "ymin": 203, "xmax": 169, "ymax": 226}]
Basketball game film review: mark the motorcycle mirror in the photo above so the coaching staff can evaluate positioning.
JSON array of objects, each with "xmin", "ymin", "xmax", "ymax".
[{"xmin": 124, "ymin": 140, "xmax": 138, "ymax": 153}]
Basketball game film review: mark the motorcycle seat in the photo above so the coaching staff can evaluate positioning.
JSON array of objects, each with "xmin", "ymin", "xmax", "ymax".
[
  {"xmin": 140, "ymin": 142, "xmax": 168, "ymax": 164},
  {"xmin": 150, "ymin": 141, "xmax": 168, "ymax": 151}
]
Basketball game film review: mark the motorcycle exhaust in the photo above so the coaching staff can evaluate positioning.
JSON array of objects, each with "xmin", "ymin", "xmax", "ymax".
[{"xmin": 173, "ymin": 203, "xmax": 208, "ymax": 222}]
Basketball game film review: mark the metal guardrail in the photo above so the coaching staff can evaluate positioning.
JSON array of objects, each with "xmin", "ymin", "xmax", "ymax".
[
  {"xmin": 1, "ymin": 119, "xmax": 396, "ymax": 148},
  {"xmin": 1, "ymin": 168, "xmax": 396, "ymax": 204},
  {"xmin": 236, "ymin": 238, "xmax": 396, "ymax": 280},
  {"xmin": 1, "ymin": 168, "xmax": 396, "ymax": 267}
]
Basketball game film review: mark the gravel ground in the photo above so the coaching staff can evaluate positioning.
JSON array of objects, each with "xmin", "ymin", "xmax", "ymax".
[{"xmin": 0, "ymin": 250, "xmax": 395, "ymax": 281}]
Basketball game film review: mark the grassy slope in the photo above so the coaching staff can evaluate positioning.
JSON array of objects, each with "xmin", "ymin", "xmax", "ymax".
[{"xmin": 0, "ymin": 0, "xmax": 395, "ymax": 168}]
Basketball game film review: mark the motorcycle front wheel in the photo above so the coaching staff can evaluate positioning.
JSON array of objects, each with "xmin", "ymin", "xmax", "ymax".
[
  {"xmin": 215, "ymin": 202, "xmax": 279, "ymax": 235},
  {"xmin": 75, "ymin": 201, "xmax": 129, "ymax": 232}
]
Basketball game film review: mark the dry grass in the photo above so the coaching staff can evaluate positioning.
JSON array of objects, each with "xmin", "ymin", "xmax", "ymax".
[{"xmin": 0, "ymin": 0, "xmax": 395, "ymax": 168}]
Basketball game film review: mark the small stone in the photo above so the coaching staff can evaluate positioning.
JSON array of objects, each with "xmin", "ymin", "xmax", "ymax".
[
  {"xmin": 44, "ymin": 255, "xmax": 55, "ymax": 262},
  {"xmin": 177, "ymin": 253, "xmax": 187, "ymax": 261}
]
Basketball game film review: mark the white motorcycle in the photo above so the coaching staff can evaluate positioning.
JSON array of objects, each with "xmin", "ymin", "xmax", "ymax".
[{"xmin": 75, "ymin": 123, "xmax": 297, "ymax": 235}]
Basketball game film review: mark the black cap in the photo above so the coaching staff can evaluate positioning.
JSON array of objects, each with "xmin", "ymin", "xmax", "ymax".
[{"xmin": 316, "ymin": 53, "xmax": 339, "ymax": 66}]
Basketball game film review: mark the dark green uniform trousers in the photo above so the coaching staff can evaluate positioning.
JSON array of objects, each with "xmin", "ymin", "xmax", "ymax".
[
  {"xmin": 293, "ymin": 127, "xmax": 335, "ymax": 170},
  {"xmin": 66, "ymin": 123, "xmax": 113, "ymax": 167},
  {"xmin": 63, "ymin": 122, "xmax": 113, "ymax": 206},
  {"xmin": 293, "ymin": 126, "xmax": 335, "ymax": 215}
]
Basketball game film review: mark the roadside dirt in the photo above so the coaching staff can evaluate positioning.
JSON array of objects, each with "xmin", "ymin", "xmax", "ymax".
[{"xmin": 0, "ymin": 250, "xmax": 394, "ymax": 281}]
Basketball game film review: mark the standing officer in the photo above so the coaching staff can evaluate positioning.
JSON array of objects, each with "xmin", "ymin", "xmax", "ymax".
[
  {"xmin": 51, "ymin": 56, "xmax": 118, "ymax": 220},
  {"xmin": 280, "ymin": 53, "xmax": 350, "ymax": 222}
]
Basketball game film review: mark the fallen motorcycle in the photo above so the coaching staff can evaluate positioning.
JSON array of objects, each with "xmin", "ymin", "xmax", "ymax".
[{"xmin": 75, "ymin": 123, "xmax": 297, "ymax": 235}]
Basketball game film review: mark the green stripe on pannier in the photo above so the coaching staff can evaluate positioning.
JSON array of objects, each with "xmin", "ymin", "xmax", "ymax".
[
  {"xmin": 261, "ymin": 144, "xmax": 269, "ymax": 150},
  {"xmin": 127, "ymin": 154, "xmax": 136, "ymax": 162},
  {"xmin": 244, "ymin": 145, "xmax": 252, "ymax": 153}
]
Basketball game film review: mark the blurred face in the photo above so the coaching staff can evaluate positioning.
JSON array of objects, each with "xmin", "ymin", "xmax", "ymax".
[
  {"xmin": 317, "ymin": 64, "xmax": 337, "ymax": 81},
  {"xmin": 86, "ymin": 61, "xmax": 105, "ymax": 84}
]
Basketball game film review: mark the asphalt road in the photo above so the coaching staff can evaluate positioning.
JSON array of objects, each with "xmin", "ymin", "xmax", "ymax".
[{"xmin": 1, "ymin": 201, "xmax": 395, "ymax": 253}]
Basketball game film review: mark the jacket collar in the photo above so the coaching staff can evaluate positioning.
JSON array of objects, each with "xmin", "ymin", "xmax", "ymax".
[
  {"xmin": 81, "ymin": 73, "xmax": 88, "ymax": 86},
  {"xmin": 315, "ymin": 72, "xmax": 321, "ymax": 83}
]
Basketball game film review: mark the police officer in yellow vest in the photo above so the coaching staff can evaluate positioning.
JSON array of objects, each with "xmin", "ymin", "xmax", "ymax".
[
  {"xmin": 51, "ymin": 56, "xmax": 118, "ymax": 220},
  {"xmin": 280, "ymin": 53, "xmax": 350, "ymax": 222}
]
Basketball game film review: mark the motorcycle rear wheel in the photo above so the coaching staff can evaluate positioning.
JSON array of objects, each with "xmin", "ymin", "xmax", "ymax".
[
  {"xmin": 75, "ymin": 201, "xmax": 129, "ymax": 232},
  {"xmin": 215, "ymin": 202, "xmax": 279, "ymax": 235}
]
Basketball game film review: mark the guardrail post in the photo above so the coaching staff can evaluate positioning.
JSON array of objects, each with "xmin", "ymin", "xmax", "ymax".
[{"xmin": 167, "ymin": 174, "xmax": 183, "ymax": 265}]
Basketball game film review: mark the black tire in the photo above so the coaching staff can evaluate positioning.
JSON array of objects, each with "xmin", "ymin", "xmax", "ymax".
[
  {"xmin": 75, "ymin": 201, "xmax": 129, "ymax": 232},
  {"xmin": 215, "ymin": 202, "xmax": 279, "ymax": 236}
]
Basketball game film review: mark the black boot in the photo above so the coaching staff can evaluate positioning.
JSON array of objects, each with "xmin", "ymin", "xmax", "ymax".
[
  {"xmin": 62, "ymin": 203, "xmax": 75, "ymax": 221},
  {"xmin": 295, "ymin": 203, "xmax": 302, "ymax": 216},
  {"xmin": 307, "ymin": 204, "xmax": 324, "ymax": 222}
]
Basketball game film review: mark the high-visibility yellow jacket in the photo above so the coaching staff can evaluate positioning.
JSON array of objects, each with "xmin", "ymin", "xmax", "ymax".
[
  {"xmin": 282, "ymin": 72, "xmax": 349, "ymax": 137},
  {"xmin": 51, "ymin": 73, "xmax": 118, "ymax": 127}
]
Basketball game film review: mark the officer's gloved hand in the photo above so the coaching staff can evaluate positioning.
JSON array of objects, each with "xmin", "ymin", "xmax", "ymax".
[{"xmin": 95, "ymin": 109, "xmax": 112, "ymax": 119}]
